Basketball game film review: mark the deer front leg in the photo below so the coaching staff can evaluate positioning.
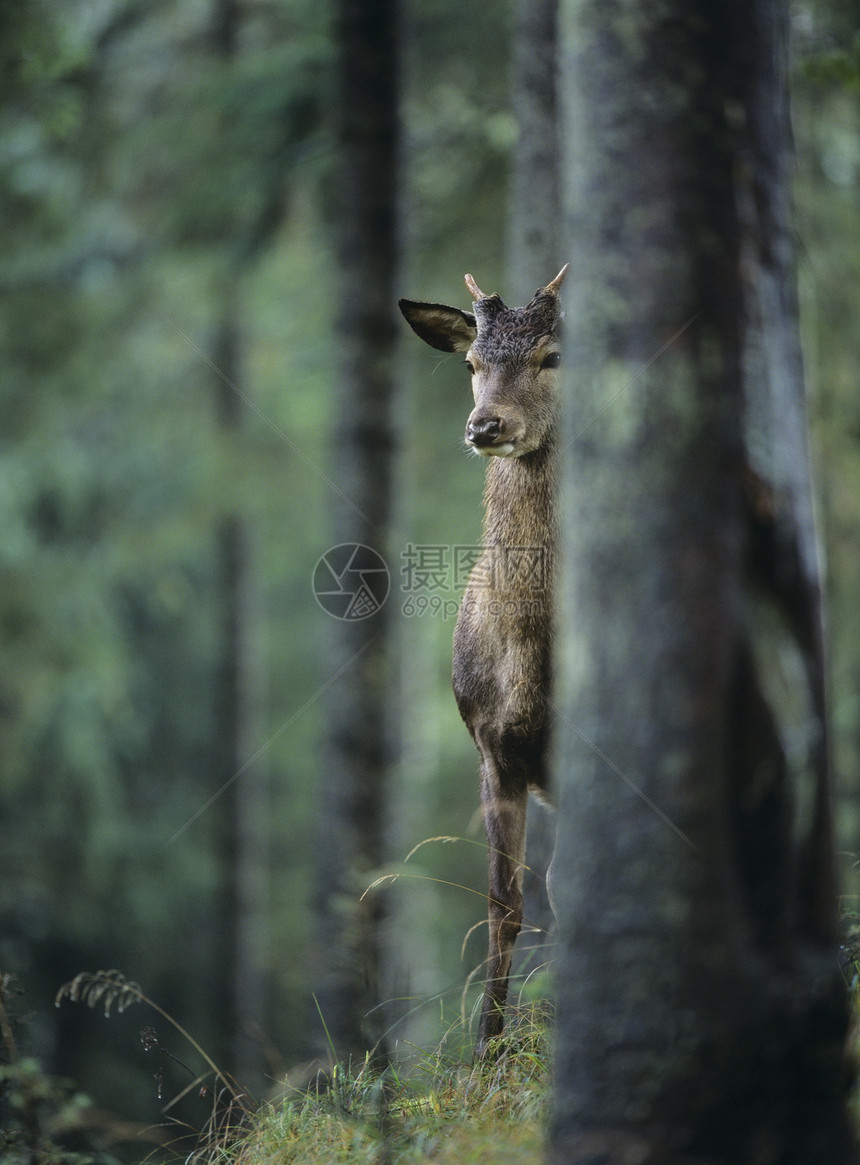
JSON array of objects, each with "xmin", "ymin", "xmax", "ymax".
[{"xmin": 475, "ymin": 757, "xmax": 528, "ymax": 1059}]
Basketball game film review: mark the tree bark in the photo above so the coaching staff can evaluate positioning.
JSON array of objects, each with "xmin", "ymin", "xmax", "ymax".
[
  {"xmin": 551, "ymin": 3, "xmax": 854, "ymax": 1161},
  {"xmin": 311, "ymin": 0, "xmax": 400, "ymax": 1065}
]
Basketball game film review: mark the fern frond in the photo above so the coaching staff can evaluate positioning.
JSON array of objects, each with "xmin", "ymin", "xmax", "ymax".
[
  {"xmin": 56, "ymin": 968, "xmax": 250, "ymax": 1111},
  {"xmin": 55, "ymin": 969, "xmax": 144, "ymax": 1018}
]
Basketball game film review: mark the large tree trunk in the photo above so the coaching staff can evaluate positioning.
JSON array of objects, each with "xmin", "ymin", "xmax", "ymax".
[
  {"xmin": 551, "ymin": 3, "xmax": 854, "ymax": 1161},
  {"xmin": 311, "ymin": 0, "xmax": 400, "ymax": 1065}
]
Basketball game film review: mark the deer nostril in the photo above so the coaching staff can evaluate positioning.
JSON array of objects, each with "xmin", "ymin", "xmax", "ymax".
[{"xmin": 467, "ymin": 418, "xmax": 501, "ymax": 446}]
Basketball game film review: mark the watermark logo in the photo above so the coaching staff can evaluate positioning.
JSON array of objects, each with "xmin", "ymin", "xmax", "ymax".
[
  {"xmin": 313, "ymin": 543, "xmax": 548, "ymax": 621},
  {"xmin": 401, "ymin": 544, "xmax": 547, "ymax": 593},
  {"xmin": 313, "ymin": 543, "xmax": 390, "ymax": 621}
]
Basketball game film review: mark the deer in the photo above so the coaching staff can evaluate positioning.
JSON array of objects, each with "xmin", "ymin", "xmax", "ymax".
[{"xmin": 398, "ymin": 265, "xmax": 568, "ymax": 1058}]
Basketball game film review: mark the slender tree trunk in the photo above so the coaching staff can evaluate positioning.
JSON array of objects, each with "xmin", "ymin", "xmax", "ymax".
[
  {"xmin": 507, "ymin": 0, "xmax": 561, "ymax": 985},
  {"xmin": 312, "ymin": 0, "xmax": 400, "ymax": 1065},
  {"xmin": 507, "ymin": 0, "xmax": 561, "ymax": 303},
  {"xmin": 551, "ymin": 3, "xmax": 854, "ymax": 1162},
  {"xmin": 211, "ymin": 286, "xmax": 268, "ymax": 1092},
  {"xmin": 209, "ymin": 0, "xmax": 268, "ymax": 1091}
]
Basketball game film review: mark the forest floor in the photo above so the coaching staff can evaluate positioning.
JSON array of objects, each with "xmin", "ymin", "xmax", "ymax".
[{"xmin": 222, "ymin": 1006, "xmax": 550, "ymax": 1165}]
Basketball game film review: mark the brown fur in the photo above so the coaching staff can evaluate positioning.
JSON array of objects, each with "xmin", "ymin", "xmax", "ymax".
[{"xmin": 399, "ymin": 270, "xmax": 565, "ymax": 1057}]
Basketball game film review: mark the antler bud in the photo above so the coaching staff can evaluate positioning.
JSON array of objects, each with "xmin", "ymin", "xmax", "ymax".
[
  {"xmin": 545, "ymin": 263, "xmax": 570, "ymax": 294},
  {"xmin": 464, "ymin": 273, "xmax": 487, "ymax": 301}
]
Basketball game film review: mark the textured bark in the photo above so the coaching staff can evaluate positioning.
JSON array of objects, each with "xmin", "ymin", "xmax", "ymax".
[
  {"xmin": 311, "ymin": 0, "xmax": 400, "ymax": 1065},
  {"xmin": 551, "ymin": 2, "xmax": 854, "ymax": 1161}
]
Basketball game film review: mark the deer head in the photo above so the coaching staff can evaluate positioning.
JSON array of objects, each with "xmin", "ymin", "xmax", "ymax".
[{"xmin": 399, "ymin": 265, "xmax": 569, "ymax": 459}]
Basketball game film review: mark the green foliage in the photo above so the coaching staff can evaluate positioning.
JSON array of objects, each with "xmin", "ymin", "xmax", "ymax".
[
  {"xmin": 0, "ymin": 1057, "xmax": 108, "ymax": 1165},
  {"xmin": 0, "ymin": 972, "xmax": 126, "ymax": 1165},
  {"xmin": 839, "ymin": 906, "xmax": 860, "ymax": 1129},
  {"xmin": 109, "ymin": 27, "xmax": 332, "ymax": 255}
]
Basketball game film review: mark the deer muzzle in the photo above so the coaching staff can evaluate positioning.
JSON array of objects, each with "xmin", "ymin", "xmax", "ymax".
[
  {"xmin": 467, "ymin": 417, "xmax": 501, "ymax": 445},
  {"xmin": 466, "ymin": 414, "xmax": 519, "ymax": 457}
]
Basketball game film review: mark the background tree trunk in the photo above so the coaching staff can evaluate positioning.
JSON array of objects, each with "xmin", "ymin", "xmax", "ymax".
[
  {"xmin": 507, "ymin": 0, "xmax": 561, "ymax": 303},
  {"xmin": 507, "ymin": 0, "xmax": 561, "ymax": 994},
  {"xmin": 211, "ymin": 288, "xmax": 269, "ymax": 1092},
  {"xmin": 210, "ymin": 0, "xmax": 268, "ymax": 1092},
  {"xmin": 551, "ymin": 2, "xmax": 854, "ymax": 1161},
  {"xmin": 311, "ymin": 0, "xmax": 401, "ymax": 1065}
]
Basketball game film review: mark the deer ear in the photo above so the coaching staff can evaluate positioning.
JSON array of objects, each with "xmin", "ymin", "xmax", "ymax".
[{"xmin": 398, "ymin": 300, "xmax": 477, "ymax": 353}]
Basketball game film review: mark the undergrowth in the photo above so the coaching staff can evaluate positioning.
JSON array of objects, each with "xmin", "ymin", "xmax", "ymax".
[
  {"xmin": 1, "ymin": 971, "xmax": 130, "ymax": 1165},
  {"xmin": 54, "ymin": 970, "xmax": 254, "ymax": 1162},
  {"xmin": 233, "ymin": 1004, "xmax": 552, "ymax": 1165},
  {"xmin": 49, "ymin": 967, "xmax": 551, "ymax": 1164},
  {"xmin": 840, "ymin": 903, "xmax": 860, "ymax": 1130}
]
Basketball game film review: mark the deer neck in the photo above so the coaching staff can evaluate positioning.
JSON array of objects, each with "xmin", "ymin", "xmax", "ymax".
[{"xmin": 482, "ymin": 442, "xmax": 557, "ymax": 556}]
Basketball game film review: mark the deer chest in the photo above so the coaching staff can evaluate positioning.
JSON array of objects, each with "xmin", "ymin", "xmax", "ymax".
[{"xmin": 452, "ymin": 586, "xmax": 551, "ymax": 742}]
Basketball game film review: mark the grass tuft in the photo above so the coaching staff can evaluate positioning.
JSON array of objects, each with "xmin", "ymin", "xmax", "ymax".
[{"xmin": 231, "ymin": 1002, "xmax": 552, "ymax": 1165}]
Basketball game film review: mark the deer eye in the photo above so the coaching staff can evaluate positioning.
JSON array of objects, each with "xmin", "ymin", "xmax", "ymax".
[
  {"xmin": 540, "ymin": 351, "xmax": 561, "ymax": 371},
  {"xmin": 464, "ymin": 359, "xmax": 476, "ymax": 375}
]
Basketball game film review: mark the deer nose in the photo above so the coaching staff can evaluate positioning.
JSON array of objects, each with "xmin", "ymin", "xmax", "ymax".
[{"xmin": 467, "ymin": 417, "xmax": 501, "ymax": 447}]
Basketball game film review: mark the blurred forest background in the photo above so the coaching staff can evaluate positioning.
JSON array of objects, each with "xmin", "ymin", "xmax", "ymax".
[{"xmin": 2, "ymin": 0, "xmax": 860, "ymax": 1155}]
